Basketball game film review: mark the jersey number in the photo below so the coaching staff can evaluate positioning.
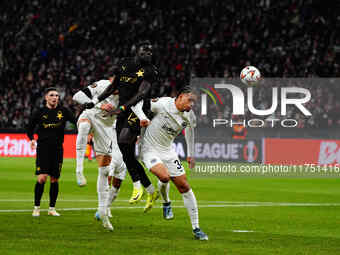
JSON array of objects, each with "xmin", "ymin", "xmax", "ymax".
[{"xmin": 174, "ymin": 160, "xmax": 182, "ymax": 170}]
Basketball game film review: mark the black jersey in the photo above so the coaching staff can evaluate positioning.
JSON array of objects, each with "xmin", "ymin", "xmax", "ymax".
[
  {"xmin": 114, "ymin": 57, "xmax": 159, "ymax": 107},
  {"xmin": 27, "ymin": 105, "xmax": 77, "ymax": 145}
]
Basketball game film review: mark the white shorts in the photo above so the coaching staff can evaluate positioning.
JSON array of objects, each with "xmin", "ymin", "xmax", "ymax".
[
  {"xmin": 141, "ymin": 148, "xmax": 185, "ymax": 177},
  {"xmin": 78, "ymin": 111, "xmax": 114, "ymax": 156},
  {"xmin": 78, "ymin": 110, "xmax": 126, "ymax": 180}
]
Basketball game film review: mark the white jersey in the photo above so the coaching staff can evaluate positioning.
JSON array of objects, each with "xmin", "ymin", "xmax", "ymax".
[
  {"xmin": 73, "ymin": 80, "xmax": 119, "ymax": 126},
  {"xmin": 141, "ymin": 97, "xmax": 196, "ymax": 154}
]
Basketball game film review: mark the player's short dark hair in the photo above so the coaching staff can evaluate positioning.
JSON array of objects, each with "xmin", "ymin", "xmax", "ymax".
[
  {"xmin": 44, "ymin": 87, "xmax": 58, "ymax": 95},
  {"xmin": 176, "ymin": 86, "xmax": 193, "ymax": 98}
]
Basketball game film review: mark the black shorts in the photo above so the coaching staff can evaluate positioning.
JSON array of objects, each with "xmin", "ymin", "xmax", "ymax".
[
  {"xmin": 35, "ymin": 143, "xmax": 63, "ymax": 178},
  {"xmin": 116, "ymin": 112, "xmax": 141, "ymax": 144}
]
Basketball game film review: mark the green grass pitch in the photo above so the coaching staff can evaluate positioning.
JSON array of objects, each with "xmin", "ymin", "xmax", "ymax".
[{"xmin": 0, "ymin": 158, "xmax": 340, "ymax": 255}]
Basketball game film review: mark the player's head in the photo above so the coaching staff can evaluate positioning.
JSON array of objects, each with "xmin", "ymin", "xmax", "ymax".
[
  {"xmin": 44, "ymin": 87, "xmax": 59, "ymax": 109},
  {"xmin": 136, "ymin": 40, "xmax": 153, "ymax": 63},
  {"xmin": 175, "ymin": 86, "xmax": 196, "ymax": 112}
]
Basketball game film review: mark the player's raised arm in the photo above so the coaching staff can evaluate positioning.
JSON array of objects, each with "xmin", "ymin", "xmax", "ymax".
[
  {"xmin": 131, "ymin": 100, "xmax": 150, "ymax": 127},
  {"xmin": 64, "ymin": 107, "xmax": 77, "ymax": 127},
  {"xmin": 72, "ymin": 89, "xmax": 92, "ymax": 105},
  {"xmin": 123, "ymin": 79, "xmax": 151, "ymax": 110},
  {"xmin": 84, "ymin": 76, "xmax": 118, "ymax": 109}
]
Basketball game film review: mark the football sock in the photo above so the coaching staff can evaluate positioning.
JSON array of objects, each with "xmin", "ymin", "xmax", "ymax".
[
  {"xmin": 34, "ymin": 182, "xmax": 45, "ymax": 206},
  {"xmin": 107, "ymin": 186, "xmax": 120, "ymax": 208},
  {"xmin": 76, "ymin": 121, "xmax": 91, "ymax": 174},
  {"xmin": 119, "ymin": 143, "xmax": 152, "ymax": 188},
  {"xmin": 137, "ymin": 165, "xmax": 152, "ymax": 188},
  {"xmin": 145, "ymin": 184, "xmax": 155, "ymax": 194},
  {"xmin": 158, "ymin": 180, "xmax": 170, "ymax": 203},
  {"xmin": 118, "ymin": 143, "xmax": 141, "ymax": 182},
  {"xmin": 133, "ymin": 180, "xmax": 142, "ymax": 189},
  {"xmin": 49, "ymin": 182, "xmax": 59, "ymax": 207},
  {"xmin": 182, "ymin": 189, "xmax": 199, "ymax": 230},
  {"xmin": 97, "ymin": 166, "xmax": 110, "ymax": 217}
]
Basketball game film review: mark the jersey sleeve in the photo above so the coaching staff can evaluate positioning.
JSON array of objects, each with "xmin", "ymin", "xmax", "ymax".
[
  {"xmin": 82, "ymin": 80, "xmax": 111, "ymax": 103},
  {"xmin": 185, "ymin": 126, "xmax": 195, "ymax": 157},
  {"xmin": 185, "ymin": 110, "xmax": 196, "ymax": 157},
  {"xmin": 189, "ymin": 110, "xmax": 197, "ymax": 128},
  {"xmin": 64, "ymin": 107, "xmax": 77, "ymax": 126},
  {"xmin": 72, "ymin": 90, "xmax": 92, "ymax": 104},
  {"xmin": 26, "ymin": 109, "xmax": 40, "ymax": 140},
  {"xmin": 150, "ymin": 98, "xmax": 164, "ymax": 114},
  {"xmin": 131, "ymin": 100, "xmax": 148, "ymax": 120}
]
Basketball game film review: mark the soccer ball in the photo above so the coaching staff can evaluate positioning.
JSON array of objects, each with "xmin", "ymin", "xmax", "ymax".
[{"xmin": 240, "ymin": 66, "xmax": 261, "ymax": 85}]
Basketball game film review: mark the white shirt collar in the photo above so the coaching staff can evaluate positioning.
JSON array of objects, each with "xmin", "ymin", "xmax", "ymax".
[
  {"xmin": 170, "ymin": 98, "xmax": 181, "ymax": 114},
  {"xmin": 170, "ymin": 98, "xmax": 184, "ymax": 115}
]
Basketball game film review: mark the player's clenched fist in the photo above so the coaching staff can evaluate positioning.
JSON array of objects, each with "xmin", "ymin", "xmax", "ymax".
[
  {"xmin": 100, "ymin": 103, "xmax": 115, "ymax": 112},
  {"xmin": 140, "ymin": 119, "xmax": 150, "ymax": 127}
]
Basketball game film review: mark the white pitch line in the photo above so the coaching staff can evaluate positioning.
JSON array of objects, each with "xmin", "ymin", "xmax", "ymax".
[
  {"xmin": 232, "ymin": 230, "xmax": 255, "ymax": 233},
  {"xmin": 1, "ymin": 202, "xmax": 340, "ymax": 213},
  {"xmin": 1, "ymin": 199, "xmax": 340, "ymax": 206}
]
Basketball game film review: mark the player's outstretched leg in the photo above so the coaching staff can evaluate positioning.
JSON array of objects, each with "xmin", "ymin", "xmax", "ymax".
[
  {"xmin": 119, "ymin": 143, "xmax": 151, "ymax": 205},
  {"xmin": 138, "ymin": 167, "xmax": 159, "ymax": 212},
  {"xmin": 76, "ymin": 120, "xmax": 91, "ymax": 186},
  {"xmin": 106, "ymin": 179, "xmax": 121, "ymax": 218},
  {"xmin": 106, "ymin": 146, "xmax": 127, "ymax": 217},
  {"xmin": 158, "ymin": 180, "xmax": 174, "ymax": 220},
  {"xmin": 118, "ymin": 143, "xmax": 144, "ymax": 204},
  {"xmin": 172, "ymin": 175, "xmax": 208, "ymax": 241}
]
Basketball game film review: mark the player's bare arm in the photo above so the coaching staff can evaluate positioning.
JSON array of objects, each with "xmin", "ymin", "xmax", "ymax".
[
  {"xmin": 122, "ymin": 80, "xmax": 152, "ymax": 109},
  {"xmin": 109, "ymin": 80, "xmax": 152, "ymax": 115}
]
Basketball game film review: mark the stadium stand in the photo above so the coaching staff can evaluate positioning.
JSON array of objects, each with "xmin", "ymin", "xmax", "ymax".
[{"xmin": 0, "ymin": 0, "xmax": 339, "ymax": 129}]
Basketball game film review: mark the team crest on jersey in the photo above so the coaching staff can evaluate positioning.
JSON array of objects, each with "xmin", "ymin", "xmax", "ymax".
[
  {"xmin": 56, "ymin": 111, "xmax": 63, "ymax": 120},
  {"xmin": 90, "ymin": 83, "xmax": 98, "ymax": 88},
  {"xmin": 152, "ymin": 98, "xmax": 159, "ymax": 102},
  {"xmin": 136, "ymin": 69, "xmax": 144, "ymax": 77}
]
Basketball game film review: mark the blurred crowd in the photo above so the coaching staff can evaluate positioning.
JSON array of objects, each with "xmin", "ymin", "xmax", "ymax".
[{"xmin": 0, "ymin": 0, "xmax": 339, "ymax": 129}]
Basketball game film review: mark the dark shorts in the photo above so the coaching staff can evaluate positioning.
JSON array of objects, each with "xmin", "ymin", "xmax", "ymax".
[
  {"xmin": 116, "ymin": 112, "xmax": 140, "ymax": 144},
  {"xmin": 35, "ymin": 143, "xmax": 63, "ymax": 178}
]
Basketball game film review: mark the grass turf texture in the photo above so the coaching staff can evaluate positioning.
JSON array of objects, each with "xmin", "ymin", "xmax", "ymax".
[{"xmin": 0, "ymin": 158, "xmax": 340, "ymax": 255}]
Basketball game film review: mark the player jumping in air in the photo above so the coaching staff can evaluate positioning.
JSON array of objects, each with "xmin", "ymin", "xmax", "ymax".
[
  {"xmin": 85, "ymin": 40, "xmax": 160, "ymax": 212},
  {"xmin": 73, "ymin": 79, "xmax": 127, "ymax": 231}
]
